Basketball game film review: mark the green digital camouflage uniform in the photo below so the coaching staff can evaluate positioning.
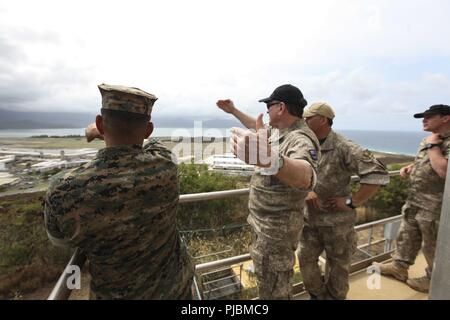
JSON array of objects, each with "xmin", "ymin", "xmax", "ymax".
[
  {"xmin": 248, "ymin": 119, "xmax": 320, "ymax": 300},
  {"xmin": 392, "ymin": 131, "xmax": 450, "ymax": 279},
  {"xmin": 298, "ymin": 131, "xmax": 389, "ymax": 300},
  {"xmin": 44, "ymin": 84, "xmax": 194, "ymax": 299}
]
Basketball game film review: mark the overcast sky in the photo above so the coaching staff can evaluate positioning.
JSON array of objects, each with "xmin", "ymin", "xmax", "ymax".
[{"xmin": 1, "ymin": 0, "xmax": 450, "ymax": 131}]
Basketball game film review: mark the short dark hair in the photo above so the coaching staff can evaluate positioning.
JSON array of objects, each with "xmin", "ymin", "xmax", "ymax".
[
  {"xmin": 285, "ymin": 103, "xmax": 304, "ymax": 118},
  {"xmin": 101, "ymin": 109, "xmax": 149, "ymax": 136}
]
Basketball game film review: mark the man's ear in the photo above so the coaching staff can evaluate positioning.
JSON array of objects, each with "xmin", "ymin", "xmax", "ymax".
[
  {"xmin": 278, "ymin": 102, "xmax": 286, "ymax": 115},
  {"xmin": 442, "ymin": 115, "xmax": 450, "ymax": 124},
  {"xmin": 145, "ymin": 121, "xmax": 154, "ymax": 139},
  {"xmin": 96, "ymin": 115, "xmax": 105, "ymax": 135}
]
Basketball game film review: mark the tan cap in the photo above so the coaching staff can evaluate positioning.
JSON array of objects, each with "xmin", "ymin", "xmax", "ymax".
[
  {"xmin": 98, "ymin": 84, "xmax": 158, "ymax": 116},
  {"xmin": 303, "ymin": 102, "xmax": 335, "ymax": 119}
]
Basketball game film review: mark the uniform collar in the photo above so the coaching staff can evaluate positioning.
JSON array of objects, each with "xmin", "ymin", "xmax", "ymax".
[
  {"xmin": 96, "ymin": 144, "xmax": 143, "ymax": 160},
  {"xmin": 273, "ymin": 119, "xmax": 307, "ymax": 142},
  {"xmin": 320, "ymin": 130, "xmax": 337, "ymax": 151},
  {"xmin": 439, "ymin": 130, "xmax": 450, "ymax": 139}
]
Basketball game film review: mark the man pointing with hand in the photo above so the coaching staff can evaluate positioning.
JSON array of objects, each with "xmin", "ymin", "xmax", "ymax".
[{"xmin": 217, "ymin": 84, "xmax": 320, "ymax": 299}]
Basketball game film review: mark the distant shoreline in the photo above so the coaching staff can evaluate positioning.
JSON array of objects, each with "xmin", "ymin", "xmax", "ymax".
[
  {"xmin": 0, "ymin": 127, "xmax": 427, "ymax": 157},
  {"xmin": 0, "ymin": 135, "xmax": 415, "ymax": 166},
  {"xmin": 372, "ymin": 151, "xmax": 414, "ymax": 166}
]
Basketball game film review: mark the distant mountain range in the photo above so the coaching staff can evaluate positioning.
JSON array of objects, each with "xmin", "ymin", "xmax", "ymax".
[
  {"xmin": 0, "ymin": 109, "xmax": 95, "ymax": 129},
  {"xmin": 0, "ymin": 109, "xmax": 241, "ymax": 129}
]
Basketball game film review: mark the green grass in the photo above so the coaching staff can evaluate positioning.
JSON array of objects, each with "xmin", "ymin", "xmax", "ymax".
[
  {"xmin": 0, "ymin": 193, "xmax": 72, "ymax": 299},
  {"xmin": 0, "ymin": 243, "xmax": 32, "ymax": 267},
  {"xmin": 22, "ymin": 202, "xmax": 43, "ymax": 215}
]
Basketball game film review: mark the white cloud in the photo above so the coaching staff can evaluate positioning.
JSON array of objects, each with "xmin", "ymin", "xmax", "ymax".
[{"xmin": 0, "ymin": 0, "xmax": 449, "ymax": 130}]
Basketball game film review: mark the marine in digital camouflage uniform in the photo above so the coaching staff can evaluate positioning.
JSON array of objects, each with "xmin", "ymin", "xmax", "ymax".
[
  {"xmin": 375, "ymin": 104, "xmax": 450, "ymax": 293},
  {"xmin": 298, "ymin": 103, "xmax": 389, "ymax": 300},
  {"xmin": 218, "ymin": 84, "xmax": 320, "ymax": 299},
  {"xmin": 44, "ymin": 84, "xmax": 194, "ymax": 299}
]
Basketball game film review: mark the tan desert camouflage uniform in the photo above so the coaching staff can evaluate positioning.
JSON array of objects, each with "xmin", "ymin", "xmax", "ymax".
[
  {"xmin": 393, "ymin": 131, "xmax": 450, "ymax": 278},
  {"xmin": 299, "ymin": 131, "xmax": 389, "ymax": 299},
  {"xmin": 248, "ymin": 119, "xmax": 320, "ymax": 299}
]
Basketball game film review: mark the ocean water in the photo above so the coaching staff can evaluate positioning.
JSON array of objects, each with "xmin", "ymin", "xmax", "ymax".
[
  {"xmin": 0, "ymin": 127, "xmax": 429, "ymax": 156},
  {"xmin": 337, "ymin": 130, "xmax": 428, "ymax": 156}
]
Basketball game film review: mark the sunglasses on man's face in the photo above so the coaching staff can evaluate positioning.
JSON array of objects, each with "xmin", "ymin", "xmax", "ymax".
[
  {"xmin": 423, "ymin": 113, "xmax": 439, "ymax": 120},
  {"xmin": 266, "ymin": 101, "xmax": 281, "ymax": 110}
]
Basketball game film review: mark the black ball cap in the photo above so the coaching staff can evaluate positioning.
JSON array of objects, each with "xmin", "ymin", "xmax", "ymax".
[
  {"xmin": 259, "ymin": 84, "xmax": 307, "ymax": 108},
  {"xmin": 413, "ymin": 104, "xmax": 450, "ymax": 118}
]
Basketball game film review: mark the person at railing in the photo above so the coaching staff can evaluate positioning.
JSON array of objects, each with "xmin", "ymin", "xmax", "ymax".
[
  {"xmin": 216, "ymin": 84, "xmax": 320, "ymax": 299},
  {"xmin": 297, "ymin": 102, "xmax": 390, "ymax": 300},
  {"xmin": 44, "ymin": 84, "xmax": 194, "ymax": 299},
  {"xmin": 374, "ymin": 104, "xmax": 450, "ymax": 294}
]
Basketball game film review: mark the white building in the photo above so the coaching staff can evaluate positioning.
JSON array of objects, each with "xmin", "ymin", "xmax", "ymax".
[
  {"xmin": 31, "ymin": 159, "xmax": 89, "ymax": 173},
  {"xmin": 0, "ymin": 155, "xmax": 15, "ymax": 172},
  {"xmin": 204, "ymin": 154, "xmax": 254, "ymax": 175},
  {"xmin": 0, "ymin": 172, "xmax": 19, "ymax": 188}
]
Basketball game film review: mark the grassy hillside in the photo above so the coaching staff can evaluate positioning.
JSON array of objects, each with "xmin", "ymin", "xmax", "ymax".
[{"xmin": 0, "ymin": 192, "xmax": 72, "ymax": 299}]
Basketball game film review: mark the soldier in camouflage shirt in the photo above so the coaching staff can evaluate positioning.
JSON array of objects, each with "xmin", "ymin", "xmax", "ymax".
[
  {"xmin": 217, "ymin": 84, "xmax": 320, "ymax": 299},
  {"xmin": 375, "ymin": 104, "xmax": 450, "ymax": 293},
  {"xmin": 44, "ymin": 84, "xmax": 194, "ymax": 299},
  {"xmin": 298, "ymin": 103, "xmax": 389, "ymax": 300}
]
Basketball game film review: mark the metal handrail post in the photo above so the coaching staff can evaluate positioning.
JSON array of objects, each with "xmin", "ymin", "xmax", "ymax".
[
  {"xmin": 429, "ymin": 163, "xmax": 450, "ymax": 299},
  {"xmin": 47, "ymin": 248, "xmax": 86, "ymax": 300}
]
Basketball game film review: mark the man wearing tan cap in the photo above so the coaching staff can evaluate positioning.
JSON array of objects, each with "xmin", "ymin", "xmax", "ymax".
[
  {"xmin": 44, "ymin": 84, "xmax": 194, "ymax": 299},
  {"xmin": 298, "ymin": 102, "xmax": 389, "ymax": 299}
]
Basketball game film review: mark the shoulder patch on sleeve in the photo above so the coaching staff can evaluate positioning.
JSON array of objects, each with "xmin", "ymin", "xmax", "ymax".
[{"xmin": 309, "ymin": 149, "xmax": 318, "ymax": 161}]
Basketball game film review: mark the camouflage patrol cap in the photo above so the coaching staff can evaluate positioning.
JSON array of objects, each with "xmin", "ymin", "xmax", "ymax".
[
  {"xmin": 303, "ymin": 102, "xmax": 335, "ymax": 120},
  {"xmin": 98, "ymin": 84, "xmax": 158, "ymax": 116}
]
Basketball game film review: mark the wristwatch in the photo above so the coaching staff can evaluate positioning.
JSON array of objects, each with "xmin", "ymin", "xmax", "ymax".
[
  {"xmin": 345, "ymin": 197, "xmax": 356, "ymax": 209},
  {"xmin": 424, "ymin": 143, "xmax": 441, "ymax": 150}
]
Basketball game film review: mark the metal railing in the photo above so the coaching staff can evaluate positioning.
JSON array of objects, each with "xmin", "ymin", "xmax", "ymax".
[
  {"xmin": 47, "ymin": 247, "xmax": 86, "ymax": 300},
  {"xmin": 200, "ymin": 265, "xmax": 243, "ymax": 300},
  {"xmin": 48, "ymin": 170, "xmax": 401, "ymax": 300},
  {"xmin": 194, "ymin": 214, "xmax": 402, "ymax": 298}
]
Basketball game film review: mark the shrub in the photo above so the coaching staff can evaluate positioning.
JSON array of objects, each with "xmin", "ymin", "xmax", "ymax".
[
  {"xmin": 352, "ymin": 162, "xmax": 410, "ymax": 220},
  {"xmin": 365, "ymin": 175, "xmax": 409, "ymax": 218},
  {"xmin": 178, "ymin": 164, "xmax": 250, "ymax": 229},
  {"xmin": 0, "ymin": 243, "xmax": 32, "ymax": 267},
  {"xmin": 0, "ymin": 193, "xmax": 72, "ymax": 298}
]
